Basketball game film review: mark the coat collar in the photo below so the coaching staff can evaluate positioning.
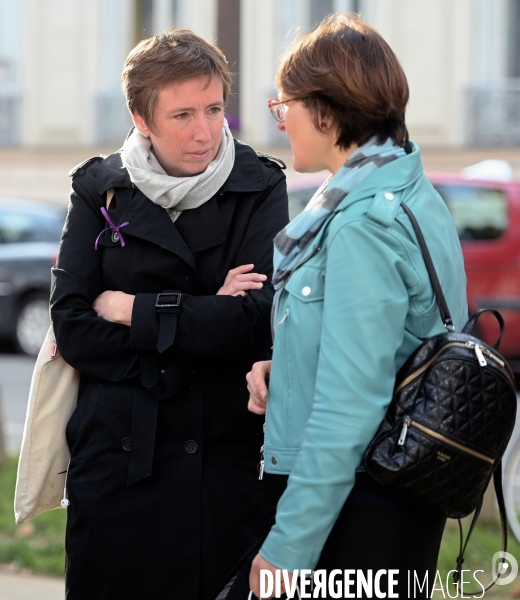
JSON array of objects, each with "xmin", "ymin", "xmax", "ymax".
[
  {"xmin": 95, "ymin": 137, "xmax": 268, "ymax": 274},
  {"xmin": 108, "ymin": 186, "xmax": 199, "ymax": 272},
  {"xmin": 95, "ymin": 137, "xmax": 267, "ymax": 196}
]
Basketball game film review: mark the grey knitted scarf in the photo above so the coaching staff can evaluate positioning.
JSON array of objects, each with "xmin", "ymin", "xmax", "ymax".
[{"xmin": 122, "ymin": 120, "xmax": 235, "ymax": 222}]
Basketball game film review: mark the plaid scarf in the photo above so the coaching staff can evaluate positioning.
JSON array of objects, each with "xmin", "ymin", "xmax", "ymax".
[{"xmin": 271, "ymin": 137, "xmax": 406, "ymax": 332}]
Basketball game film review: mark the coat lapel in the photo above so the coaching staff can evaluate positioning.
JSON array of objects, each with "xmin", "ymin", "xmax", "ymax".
[
  {"xmin": 95, "ymin": 139, "xmax": 270, "ymax": 271},
  {"xmin": 114, "ymin": 188, "xmax": 198, "ymax": 272},
  {"xmin": 174, "ymin": 196, "xmax": 226, "ymax": 253}
]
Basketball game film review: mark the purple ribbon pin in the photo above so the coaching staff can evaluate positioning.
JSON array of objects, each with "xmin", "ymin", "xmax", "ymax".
[{"xmin": 95, "ymin": 207, "xmax": 130, "ymax": 250}]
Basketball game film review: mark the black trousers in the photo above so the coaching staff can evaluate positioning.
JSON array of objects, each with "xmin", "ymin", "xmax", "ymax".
[{"xmin": 217, "ymin": 472, "xmax": 446, "ymax": 600}]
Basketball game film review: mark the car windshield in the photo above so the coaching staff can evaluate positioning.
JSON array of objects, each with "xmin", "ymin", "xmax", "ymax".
[
  {"xmin": 0, "ymin": 204, "xmax": 65, "ymax": 244},
  {"xmin": 433, "ymin": 184, "xmax": 508, "ymax": 241}
]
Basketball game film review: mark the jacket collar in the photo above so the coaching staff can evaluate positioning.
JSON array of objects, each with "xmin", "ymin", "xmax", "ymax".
[
  {"xmin": 95, "ymin": 137, "xmax": 267, "ymax": 196},
  {"xmin": 334, "ymin": 141, "xmax": 424, "ymax": 212},
  {"xmin": 293, "ymin": 142, "xmax": 425, "ymax": 258}
]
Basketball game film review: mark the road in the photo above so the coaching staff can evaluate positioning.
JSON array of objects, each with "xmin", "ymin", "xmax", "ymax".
[
  {"xmin": 0, "ymin": 349, "xmax": 64, "ymax": 598},
  {"xmin": 0, "ymin": 353, "xmax": 35, "ymax": 453},
  {"xmin": 0, "ymin": 568, "xmax": 63, "ymax": 600}
]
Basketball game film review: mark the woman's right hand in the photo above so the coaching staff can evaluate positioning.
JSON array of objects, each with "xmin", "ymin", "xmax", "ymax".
[
  {"xmin": 246, "ymin": 360, "xmax": 272, "ymax": 415},
  {"xmin": 217, "ymin": 264, "xmax": 267, "ymax": 297}
]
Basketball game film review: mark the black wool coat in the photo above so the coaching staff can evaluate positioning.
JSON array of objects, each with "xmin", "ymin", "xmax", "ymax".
[{"xmin": 50, "ymin": 140, "xmax": 289, "ymax": 600}]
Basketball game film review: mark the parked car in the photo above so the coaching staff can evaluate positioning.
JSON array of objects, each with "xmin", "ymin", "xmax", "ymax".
[
  {"xmin": 0, "ymin": 198, "xmax": 66, "ymax": 355},
  {"xmin": 287, "ymin": 168, "xmax": 520, "ymax": 367}
]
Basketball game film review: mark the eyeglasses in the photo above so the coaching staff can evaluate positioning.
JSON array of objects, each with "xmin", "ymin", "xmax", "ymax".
[{"xmin": 267, "ymin": 97, "xmax": 305, "ymax": 123}]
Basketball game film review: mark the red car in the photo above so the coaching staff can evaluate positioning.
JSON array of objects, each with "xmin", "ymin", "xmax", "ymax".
[
  {"xmin": 287, "ymin": 170, "xmax": 520, "ymax": 368},
  {"xmin": 429, "ymin": 172, "xmax": 520, "ymax": 367}
]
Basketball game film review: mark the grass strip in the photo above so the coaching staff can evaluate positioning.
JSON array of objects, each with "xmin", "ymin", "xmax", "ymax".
[{"xmin": 0, "ymin": 455, "xmax": 66, "ymax": 576}]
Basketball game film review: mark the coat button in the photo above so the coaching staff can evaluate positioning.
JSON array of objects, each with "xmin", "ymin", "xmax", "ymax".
[
  {"xmin": 271, "ymin": 456, "xmax": 278, "ymax": 465},
  {"xmin": 185, "ymin": 440, "xmax": 198, "ymax": 454},
  {"xmin": 111, "ymin": 231, "xmax": 120, "ymax": 243},
  {"xmin": 122, "ymin": 438, "xmax": 131, "ymax": 451},
  {"xmin": 302, "ymin": 286, "xmax": 311, "ymax": 296},
  {"xmin": 384, "ymin": 192, "xmax": 394, "ymax": 201}
]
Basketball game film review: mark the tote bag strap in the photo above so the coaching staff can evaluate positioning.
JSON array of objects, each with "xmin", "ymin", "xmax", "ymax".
[
  {"xmin": 107, "ymin": 188, "xmax": 115, "ymax": 208},
  {"xmin": 453, "ymin": 466, "xmax": 509, "ymax": 596}
]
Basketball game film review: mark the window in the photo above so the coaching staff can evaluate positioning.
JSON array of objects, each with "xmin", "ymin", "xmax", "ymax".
[
  {"xmin": 310, "ymin": 0, "xmax": 333, "ymax": 28},
  {"xmin": 135, "ymin": 0, "xmax": 154, "ymax": 40},
  {"xmin": 509, "ymin": 0, "xmax": 520, "ymax": 77},
  {"xmin": 433, "ymin": 184, "xmax": 508, "ymax": 241}
]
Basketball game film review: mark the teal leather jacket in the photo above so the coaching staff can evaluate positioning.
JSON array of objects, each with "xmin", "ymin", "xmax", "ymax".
[{"xmin": 260, "ymin": 143, "xmax": 468, "ymax": 570}]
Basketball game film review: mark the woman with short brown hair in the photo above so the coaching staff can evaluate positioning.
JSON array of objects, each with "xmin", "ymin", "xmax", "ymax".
[
  {"xmin": 51, "ymin": 28, "xmax": 288, "ymax": 600},
  {"xmin": 274, "ymin": 13, "xmax": 409, "ymax": 150},
  {"xmin": 238, "ymin": 14, "xmax": 467, "ymax": 599}
]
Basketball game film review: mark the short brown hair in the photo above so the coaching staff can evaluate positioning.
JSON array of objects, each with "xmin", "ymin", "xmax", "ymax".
[
  {"xmin": 276, "ymin": 14, "xmax": 409, "ymax": 148},
  {"xmin": 123, "ymin": 28, "xmax": 233, "ymax": 128}
]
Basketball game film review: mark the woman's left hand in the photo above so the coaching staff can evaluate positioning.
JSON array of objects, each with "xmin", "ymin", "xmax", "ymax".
[
  {"xmin": 246, "ymin": 360, "xmax": 271, "ymax": 415},
  {"xmin": 250, "ymin": 553, "xmax": 290, "ymax": 599},
  {"xmin": 93, "ymin": 290, "xmax": 135, "ymax": 326}
]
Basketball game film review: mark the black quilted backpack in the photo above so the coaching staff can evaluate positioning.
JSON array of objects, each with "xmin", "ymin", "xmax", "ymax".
[{"xmin": 364, "ymin": 203, "xmax": 517, "ymax": 595}]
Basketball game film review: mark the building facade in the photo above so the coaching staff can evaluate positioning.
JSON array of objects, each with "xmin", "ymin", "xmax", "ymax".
[{"xmin": 0, "ymin": 0, "xmax": 519, "ymax": 148}]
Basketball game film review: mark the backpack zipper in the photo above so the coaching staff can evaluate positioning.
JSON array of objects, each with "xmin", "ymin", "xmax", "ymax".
[
  {"xmin": 395, "ymin": 341, "xmax": 504, "ymax": 394},
  {"xmin": 397, "ymin": 416, "xmax": 494, "ymax": 464}
]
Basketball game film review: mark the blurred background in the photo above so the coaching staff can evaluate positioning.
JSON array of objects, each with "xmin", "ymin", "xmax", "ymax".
[
  {"xmin": 1, "ymin": 0, "xmax": 520, "ymax": 149},
  {"xmin": 1, "ymin": 1, "xmax": 520, "ymax": 598}
]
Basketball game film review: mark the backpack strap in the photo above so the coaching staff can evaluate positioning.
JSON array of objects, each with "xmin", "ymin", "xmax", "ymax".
[
  {"xmin": 453, "ymin": 465, "xmax": 509, "ymax": 596},
  {"xmin": 400, "ymin": 201, "xmax": 511, "ymax": 595},
  {"xmin": 462, "ymin": 308, "xmax": 506, "ymax": 350},
  {"xmin": 400, "ymin": 202, "xmax": 455, "ymax": 331}
]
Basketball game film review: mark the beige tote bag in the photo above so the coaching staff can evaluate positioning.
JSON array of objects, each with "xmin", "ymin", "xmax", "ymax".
[
  {"xmin": 14, "ymin": 189, "xmax": 114, "ymax": 524},
  {"xmin": 14, "ymin": 326, "xmax": 80, "ymax": 523}
]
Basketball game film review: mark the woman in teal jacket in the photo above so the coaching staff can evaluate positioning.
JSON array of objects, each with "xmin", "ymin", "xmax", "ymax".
[{"xmin": 244, "ymin": 14, "xmax": 468, "ymax": 600}]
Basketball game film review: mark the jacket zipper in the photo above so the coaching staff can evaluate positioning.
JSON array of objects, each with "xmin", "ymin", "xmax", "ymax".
[
  {"xmin": 395, "ymin": 341, "xmax": 504, "ymax": 394},
  {"xmin": 258, "ymin": 448, "xmax": 265, "ymax": 480},
  {"xmin": 397, "ymin": 416, "xmax": 494, "ymax": 464},
  {"xmin": 278, "ymin": 308, "xmax": 289, "ymax": 325},
  {"xmin": 258, "ymin": 423, "xmax": 265, "ymax": 480}
]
